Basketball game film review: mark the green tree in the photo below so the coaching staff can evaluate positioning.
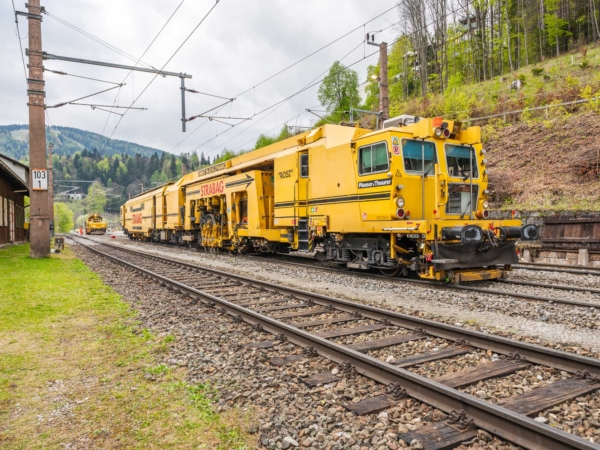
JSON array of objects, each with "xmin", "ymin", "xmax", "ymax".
[
  {"xmin": 544, "ymin": 13, "xmax": 572, "ymax": 55},
  {"xmin": 317, "ymin": 61, "xmax": 360, "ymax": 117},
  {"xmin": 84, "ymin": 181, "xmax": 107, "ymax": 213},
  {"xmin": 53, "ymin": 202, "xmax": 74, "ymax": 233},
  {"xmin": 75, "ymin": 214, "xmax": 87, "ymax": 228},
  {"xmin": 190, "ymin": 151, "xmax": 200, "ymax": 170},
  {"xmin": 254, "ymin": 126, "xmax": 296, "ymax": 150}
]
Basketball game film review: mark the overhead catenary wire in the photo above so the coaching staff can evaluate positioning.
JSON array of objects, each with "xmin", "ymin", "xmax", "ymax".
[
  {"xmin": 95, "ymin": 0, "xmax": 187, "ymax": 151},
  {"xmin": 11, "ymin": 0, "xmax": 28, "ymax": 83},
  {"xmin": 187, "ymin": 38, "xmax": 389, "ymax": 154},
  {"xmin": 43, "ymin": 10, "xmax": 158, "ymax": 71},
  {"xmin": 170, "ymin": 3, "xmax": 404, "ymax": 153},
  {"xmin": 218, "ymin": 41, "xmax": 367, "ymax": 154},
  {"xmin": 189, "ymin": 2, "xmax": 465, "ymax": 156},
  {"xmin": 105, "ymin": 0, "xmax": 221, "ymax": 188},
  {"xmin": 98, "ymin": 0, "xmax": 220, "ymax": 155}
]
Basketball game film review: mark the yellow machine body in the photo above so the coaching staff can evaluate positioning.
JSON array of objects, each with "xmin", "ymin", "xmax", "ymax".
[
  {"xmin": 121, "ymin": 183, "xmax": 173, "ymax": 240},
  {"xmin": 121, "ymin": 118, "xmax": 535, "ymax": 282}
]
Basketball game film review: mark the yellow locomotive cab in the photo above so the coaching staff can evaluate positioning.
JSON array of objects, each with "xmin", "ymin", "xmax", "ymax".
[
  {"xmin": 121, "ymin": 116, "xmax": 538, "ymax": 283},
  {"xmin": 85, "ymin": 214, "xmax": 107, "ymax": 235}
]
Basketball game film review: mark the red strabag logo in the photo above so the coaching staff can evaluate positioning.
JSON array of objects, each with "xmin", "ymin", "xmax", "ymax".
[{"xmin": 200, "ymin": 180, "xmax": 224, "ymax": 197}]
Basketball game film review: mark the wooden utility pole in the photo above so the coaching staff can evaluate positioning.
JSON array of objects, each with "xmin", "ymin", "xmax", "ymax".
[
  {"xmin": 48, "ymin": 142, "xmax": 54, "ymax": 237},
  {"xmin": 27, "ymin": 0, "xmax": 50, "ymax": 257},
  {"xmin": 379, "ymin": 42, "xmax": 389, "ymax": 128}
]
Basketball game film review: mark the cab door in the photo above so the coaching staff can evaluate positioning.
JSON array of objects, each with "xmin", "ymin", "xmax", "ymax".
[
  {"xmin": 297, "ymin": 152, "xmax": 309, "ymax": 218},
  {"xmin": 399, "ymin": 138, "xmax": 439, "ymax": 220},
  {"xmin": 152, "ymin": 195, "xmax": 157, "ymax": 230},
  {"xmin": 297, "ymin": 152, "xmax": 310, "ymax": 251}
]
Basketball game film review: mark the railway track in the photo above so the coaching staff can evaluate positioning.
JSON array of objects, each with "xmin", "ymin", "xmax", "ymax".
[
  {"xmin": 68, "ymin": 234, "xmax": 600, "ymax": 450},
  {"xmin": 244, "ymin": 254, "xmax": 600, "ymax": 308},
  {"xmin": 96, "ymin": 235, "xmax": 600, "ymax": 309}
]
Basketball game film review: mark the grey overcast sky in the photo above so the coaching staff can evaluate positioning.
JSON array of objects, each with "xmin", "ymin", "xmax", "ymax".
[{"xmin": 2, "ymin": 1, "xmax": 400, "ymax": 158}]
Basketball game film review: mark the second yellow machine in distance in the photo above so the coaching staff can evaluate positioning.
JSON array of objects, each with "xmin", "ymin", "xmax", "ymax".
[
  {"xmin": 122, "ymin": 115, "xmax": 538, "ymax": 283},
  {"xmin": 85, "ymin": 213, "xmax": 107, "ymax": 235}
]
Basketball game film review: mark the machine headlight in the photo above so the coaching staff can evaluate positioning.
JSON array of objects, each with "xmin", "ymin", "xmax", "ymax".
[
  {"xmin": 396, "ymin": 197, "xmax": 405, "ymax": 208},
  {"xmin": 482, "ymin": 199, "xmax": 489, "ymax": 209}
]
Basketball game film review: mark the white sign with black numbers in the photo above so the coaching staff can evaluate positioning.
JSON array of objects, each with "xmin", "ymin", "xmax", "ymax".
[{"xmin": 32, "ymin": 169, "xmax": 48, "ymax": 190}]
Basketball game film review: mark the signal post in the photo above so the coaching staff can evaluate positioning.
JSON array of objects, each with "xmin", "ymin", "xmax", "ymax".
[
  {"xmin": 378, "ymin": 41, "xmax": 389, "ymax": 124},
  {"xmin": 27, "ymin": 0, "xmax": 50, "ymax": 257}
]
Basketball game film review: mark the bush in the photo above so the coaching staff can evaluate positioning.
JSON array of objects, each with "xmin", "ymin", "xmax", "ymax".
[
  {"xmin": 579, "ymin": 59, "xmax": 590, "ymax": 70},
  {"xmin": 531, "ymin": 68, "xmax": 544, "ymax": 76}
]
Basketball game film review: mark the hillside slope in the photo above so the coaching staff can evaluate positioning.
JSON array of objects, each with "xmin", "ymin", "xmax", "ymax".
[
  {"xmin": 486, "ymin": 112, "xmax": 600, "ymax": 211},
  {"xmin": 0, "ymin": 125, "xmax": 166, "ymax": 161}
]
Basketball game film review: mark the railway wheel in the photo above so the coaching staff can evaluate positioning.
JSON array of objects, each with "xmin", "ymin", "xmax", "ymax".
[
  {"xmin": 379, "ymin": 267, "xmax": 401, "ymax": 277},
  {"xmin": 337, "ymin": 263, "xmax": 350, "ymax": 271}
]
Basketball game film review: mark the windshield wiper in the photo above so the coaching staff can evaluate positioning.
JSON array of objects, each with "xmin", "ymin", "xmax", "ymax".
[{"xmin": 423, "ymin": 164, "xmax": 434, "ymax": 178}]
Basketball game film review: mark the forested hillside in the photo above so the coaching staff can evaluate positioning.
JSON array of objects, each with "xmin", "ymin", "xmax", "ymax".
[{"xmin": 0, "ymin": 124, "xmax": 167, "ymax": 161}]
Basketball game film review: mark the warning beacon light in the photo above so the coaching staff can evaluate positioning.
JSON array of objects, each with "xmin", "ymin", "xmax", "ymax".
[{"xmin": 433, "ymin": 117, "xmax": 451, "ymax": 138}]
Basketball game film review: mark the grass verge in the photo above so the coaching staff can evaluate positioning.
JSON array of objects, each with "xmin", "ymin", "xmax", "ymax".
[{"xmin": 0, "ymin": 244, "xmax": 254, "ymax": 449}]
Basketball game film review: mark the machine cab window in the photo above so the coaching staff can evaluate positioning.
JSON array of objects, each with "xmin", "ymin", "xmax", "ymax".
[
  {"xmin": 446, "ymin": 144, "xmax": 478, "ymax": 179},
  {"xmin": 402, "ymin": 139, "xmax": 437, "ymax": 175},
  {"xmin": 300, "ymin": 153, "xmax": 309, "ymax": 178},
  {"xmin": 358, "ymin": 142, "xmax": 388, "ymax": 175}
]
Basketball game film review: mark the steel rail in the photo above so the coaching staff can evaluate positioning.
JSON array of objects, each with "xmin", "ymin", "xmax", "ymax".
[
  {"xmin": 515, "ymin": 263, "xmax": 600, "ymax": 277},
  {"xmin": 89, "ymin": 236, "xmax": 600, "ymax": 306},
  {"xmin": 241, "ymin": 254, "xmax": 600, "ymax": 308},
  {"xmin": 496, "ymin": 278, "xmax": 600, "ymax": 295},
  {"xmin": 69, "ymin": 235, "xmax": 600, "ymax": 450},
  {"xmin": 517, "ymin": 261, "xmax": 600, "ymax": 272}
]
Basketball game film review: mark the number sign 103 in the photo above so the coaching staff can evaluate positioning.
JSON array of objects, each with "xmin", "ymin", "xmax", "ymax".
[{"xmin": 32, "ymin": 169, "xmax": 48, "ymax": 190}]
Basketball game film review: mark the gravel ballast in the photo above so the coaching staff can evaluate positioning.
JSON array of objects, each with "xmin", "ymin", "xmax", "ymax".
[
  {"xmin": 92, "ymin": 236, "xmax": 600, "ymax": 353},
  {"xmin": 72, "ymin": 241, "xmax": 536, "ymax": 449}
]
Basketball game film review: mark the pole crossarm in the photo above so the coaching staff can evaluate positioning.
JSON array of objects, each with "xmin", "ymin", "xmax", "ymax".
[
  {"xmin": 40, "ymin": 52, "xmax": 192, "ymax": 79},
  {"xmin": 184, "ymin": 100, "xmax": 237, "ymax": 122},
  {"xmin": 68, "ymin": 102, "xmax": 147, "ymax": 110},
  {"xmin": 46, "ymin": 84, "xmax": 124, "ymax": 108},
  {"xmin": 91, "ymin": 106, "xmax": 124, "ymax": 116},
  {"xmin": 306, "ymin": 108, "xmax": 334, "ymax": 124},
  {"xmin": 15, "ymin": 10, "xmax": 43, "ymax": 20},
  {"xmin": 209, "ymin": 118, "xmax": 235, "ymax": 127},
  {"xmin": 182, "ymin": 88, "xmax": 234, "ymax": 101},
  {"xmin": 202, "ymin": 116, "xmax": 250, "ymax": 120}
]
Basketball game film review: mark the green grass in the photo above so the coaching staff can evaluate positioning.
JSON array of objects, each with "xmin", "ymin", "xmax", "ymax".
[{"xmin": 0, "ymin": 244, "xmax": 255, "ymax": 449}]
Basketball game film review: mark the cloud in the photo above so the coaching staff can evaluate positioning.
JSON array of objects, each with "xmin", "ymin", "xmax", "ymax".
[{"xmin": 2, "ymin": 0, "xmax": 399, "ymax": 157}]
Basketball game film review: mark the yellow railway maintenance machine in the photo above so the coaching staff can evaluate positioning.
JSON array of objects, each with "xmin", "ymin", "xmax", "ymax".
[
  {"xmin": 121, "ymin": 115, "xmax": 538, "ymax": 283},
  {"xmin": 85, "ymin": 214, "xmax": 108, "ymax": 235}
]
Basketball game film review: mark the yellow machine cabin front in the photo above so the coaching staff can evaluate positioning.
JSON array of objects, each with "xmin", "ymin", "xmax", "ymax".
[{"xmin": 85, "ymin": 214, "xmax": 107, "ymax": 235}]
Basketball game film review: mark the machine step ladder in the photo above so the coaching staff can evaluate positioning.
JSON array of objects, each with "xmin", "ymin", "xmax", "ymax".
[{"xmin": 297, "ymin": 217, "xmax": 310, "ymax": 251}]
